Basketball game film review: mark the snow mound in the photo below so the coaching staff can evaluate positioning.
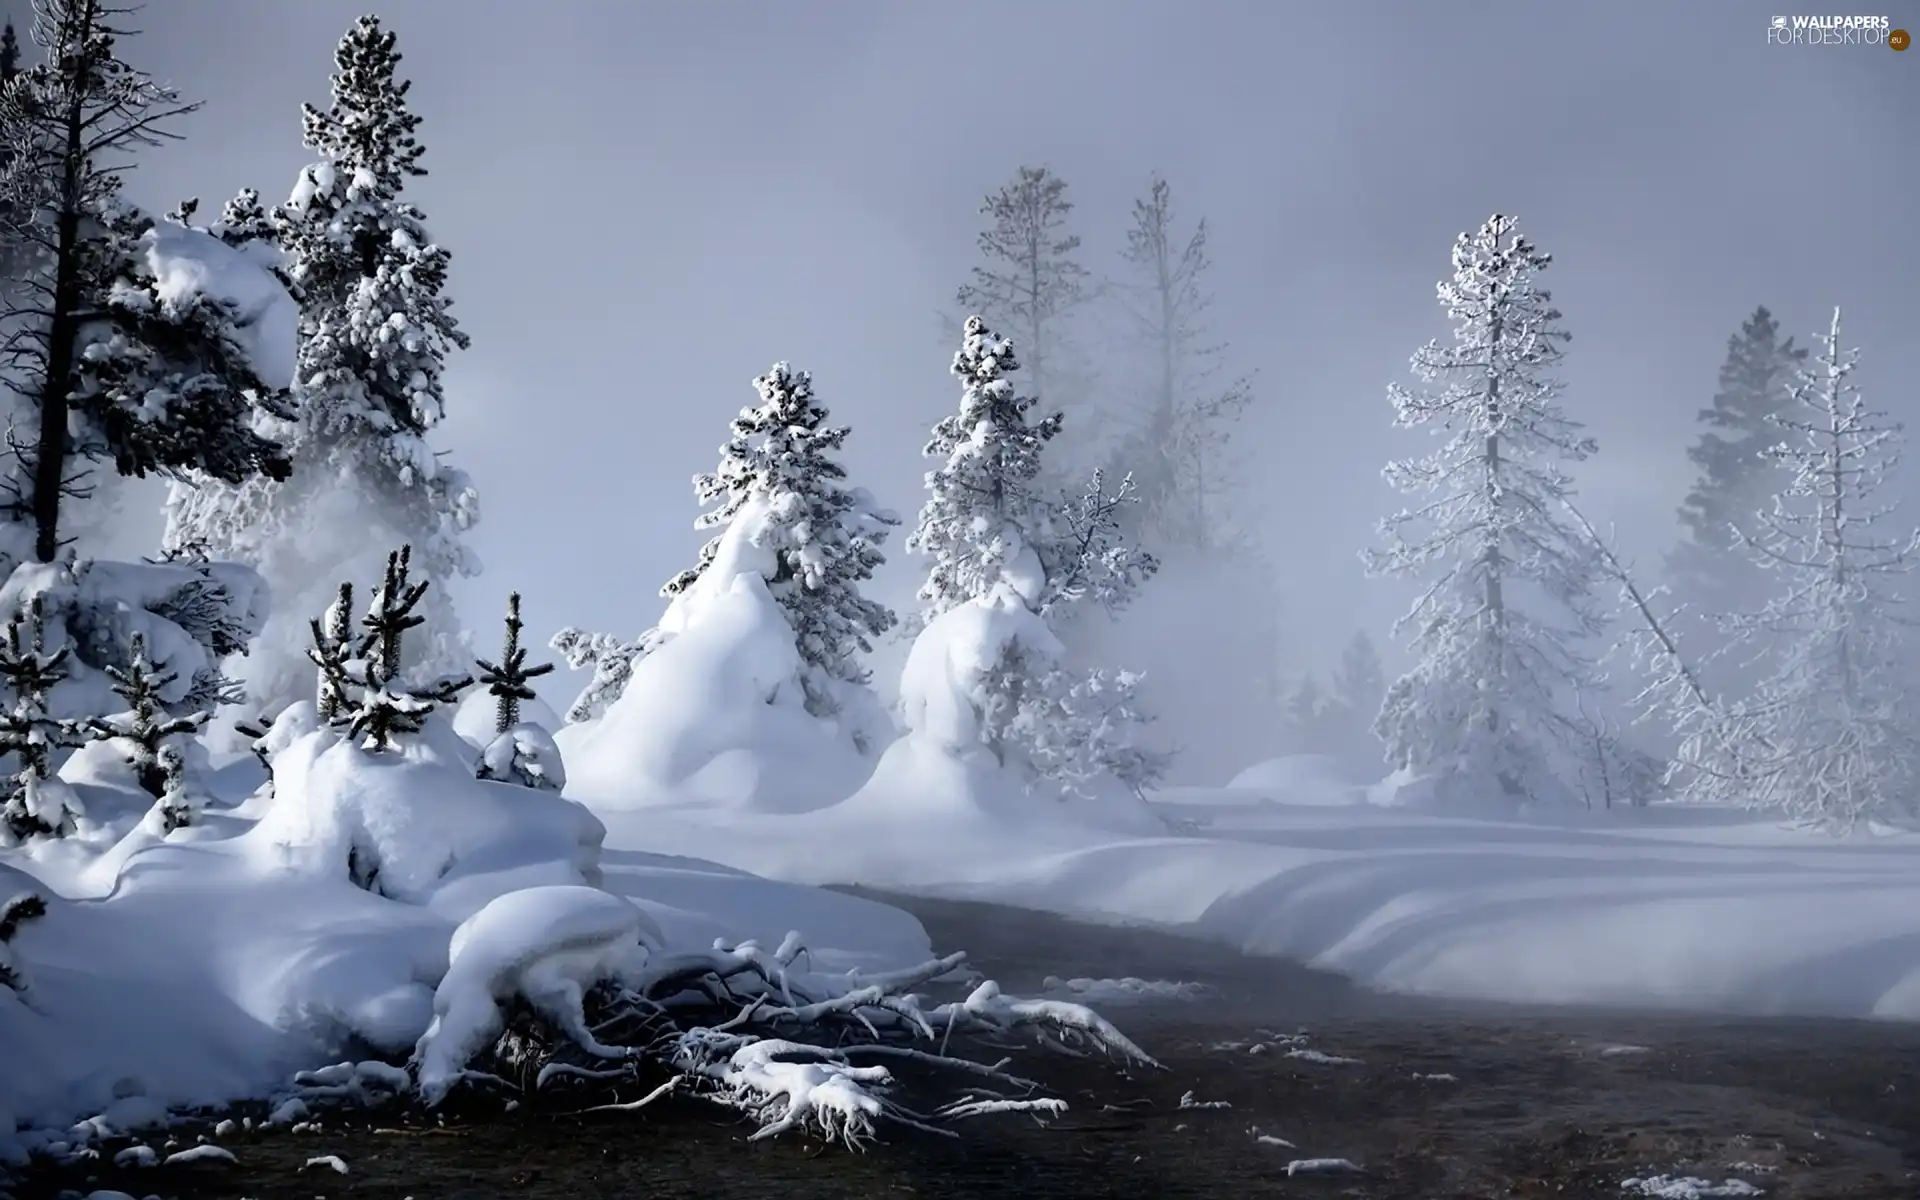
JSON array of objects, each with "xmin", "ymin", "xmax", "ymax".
[
  {"xmin": 450, "ymin": 688, "xmax": 564, "ymax": 750},
  {"xmin": 244, "ymin": 727, "xmax": 605, "ymax": 921},
  {"xmin": 1226, "ymin": 755, "xmax": 1370, "ymax": 806},
  {"xmin": 833, "ymin": 587, "xmax": 1163, "ymax": 838},
  {"xmin": 559, "ymin": 572, "xmax": 877, "ymax": 815},
  {"xmin": 413, "ymin": 885, "xmax": 662, "ymax": 1105},
  {"xmin": 144, "ymin": 220, "xmax": 299, "ymax": 393}
]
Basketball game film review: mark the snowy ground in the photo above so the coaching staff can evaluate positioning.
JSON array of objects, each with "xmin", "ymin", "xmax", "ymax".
[
  {"xmin": 597, "ymin": 755, "xmax": 1920, "ymax": 1024},
  {"xmin": 0, "ymin": 714, "xmax": 936, "ymax": 1163}
]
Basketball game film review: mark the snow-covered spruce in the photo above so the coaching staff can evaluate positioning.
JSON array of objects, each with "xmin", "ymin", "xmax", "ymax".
[
  {"xmin": 401, "ymin": 885, "xmax": 1155, "ymax": 1147},
  {"xmin": 473, "ymin": 593, "xmax": 564, "ymax": 790},
  {"xmin": 84, "ymin": 632, "xmax": 210, "ymax": 803},
  {"xmin": 662, "ymin": 362, "xmax": 899, "ymax": 718},
  {"xmin": 309, "ymin": 546, "xmax": 470, "ymax": 753},
  {"xmin": 161, "ymin": 14, "xmax": 479, "ymax": 717},
  {"xmin": 1679, "ymin": 309, "xmax": 1920, "ymax": 832},
  {"xmin": 1363, "ymin": 213, "xmax": 1615, "ymax": 811},
  {"xmin": 0, "ymin": 597, "xmax": 87, "ymax": 841},
  {"xmin": 907, "ymin": 316, "xmax": 1065, "ymax": 624}
]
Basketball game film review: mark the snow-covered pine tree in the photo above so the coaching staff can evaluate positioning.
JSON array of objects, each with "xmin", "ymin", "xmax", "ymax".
[
  {"xmin": 162, "ymin": 14, "xmax": 477, "ymax": 715},
  {"xmin": 1670, "ymin": 307, "xmax": 1807, "ymax": 616},
  {"xmin": 954, "ymin": 166, "xmax": 1092, "ymax": 422},
  {"xmin": 85, "ymin": 631, "xmax": 209, "ymax": 799},
  {"xmin": 1107, "ymin": 176, "xmax": 1253, "ymax": 551},
  {"xmin": 0, "ymin": 0, "xmax": 292, "ymax": 566},
  {"xmin": 663, "ymin": 362, "xmax": 899, "ymax": 714},
  {"xmin": 1364, "ymin": 214, "xmax": 1607, "ymax": 808},
  {"xmin": 475, "ymin": 592, "xmax": 552, "ymax": 735},
  {"xmin": 1681, "ymin": 309, "xmax": 1920, "ymax": 831},
  {"xmin": 907, "ymin": 316, "xmax": 1064, "ymax": 624},
  {"xmin": 308, "ymin": 581, "xmax": 354, "ymax": 722},
  {"xmin": 326, "ymin": 546, "xmax": 471, "ymax": 752},
  {"xmin": 0, "ymin": 597, "xmax": 85, "ymax": 839}
]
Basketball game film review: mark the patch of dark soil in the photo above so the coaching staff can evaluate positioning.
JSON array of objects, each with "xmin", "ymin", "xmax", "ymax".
[{"xmin": 14, "ymin": 891, "xmax": 1920, "ymax": 1200}]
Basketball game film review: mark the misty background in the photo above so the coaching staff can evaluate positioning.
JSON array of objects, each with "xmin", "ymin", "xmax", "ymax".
[{"xmin": 20, "ymin": 0, "xmax": 1920, "ymax": 767}]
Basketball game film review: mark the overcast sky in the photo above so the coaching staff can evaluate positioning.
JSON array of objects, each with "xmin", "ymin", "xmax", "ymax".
[{"xmin": 14, "ymin": 0, "xmax": 1918, "ymax": 683}]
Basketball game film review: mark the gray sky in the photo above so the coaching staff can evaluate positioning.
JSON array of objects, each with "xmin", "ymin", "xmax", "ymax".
[{"xmin": 25, "ymin": 0, "xmax": 1920, "ymax": 685}]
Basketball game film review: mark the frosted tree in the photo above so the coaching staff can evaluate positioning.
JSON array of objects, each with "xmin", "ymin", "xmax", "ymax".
[
  {"xmin": 310, "ymin": 547, "xmax": 470, "ymax": 753},
  {"xmin": 1331, "ymin": 630, "xmax": 1385, "ymax": 722},
  {"xmin": 908, "ymin": 317, "xmax": 1063, "ymax": 623},
  {"xmin": 1670, "ymin": 307, "xmax": 1807, "ymax": 616},
  {"xmin": 0, "ymin": 598, "xmax": 84, "ymax": 839},
  {"xmin": 162, "ymin": 15, "xmax": 477, "ymax": 714},
  {"xmin": 549, "ymin": 627, "xmax": 666, "ymax": 725},
  {"xmin": 0, "ymin": 0, "xmax": 291, "ymax": 566},
  {"xmin": 663, "ymin": 363, "xmax": 899, "ymax": 715},
  {"xmin": 954, "ymin": 166, "xmax": 1092, "ymax": 420},
  {"xmin": 1107, "ymin": 176, "xmax": 1253, "ymax": 551},
  {"xmin": 474, "ymin": 592, "xmax": 553, "ymax": 735},
  {"xmin": 85, "ymin": 632, "xmax": 209, "ymax": 799},
  {"xmin": 1682, "ymin": 310, "xmax": 1920, "ymax": 831},
  {"xmin": 1364, "ymin": 214, "xmax": 1606, "ymax": 807}
]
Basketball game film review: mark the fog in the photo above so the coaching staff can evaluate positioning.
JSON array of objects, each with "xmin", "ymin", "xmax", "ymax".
[{"xmin": 34, "ymin": 0, "xmax": 1920, "ymax": 763}]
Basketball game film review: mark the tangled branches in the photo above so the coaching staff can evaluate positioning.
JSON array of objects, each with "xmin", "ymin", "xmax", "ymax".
[{"xmin": 386, "ymin": 927, "xmax": 1156, "ymax": 1150}]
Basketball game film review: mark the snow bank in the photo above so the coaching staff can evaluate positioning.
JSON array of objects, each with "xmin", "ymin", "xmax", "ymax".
[
  {"xmin": 414, "ymin": 885, "xmax": 662, "ymax": 1104},
  {"xmin": 1222, "ymin": 755, "xmax": 1370, "ymax": 807},
  {"xmin": 1, "ymin": 722, "xmax": 937, "ymax": 1159},
  {"xmin": 144, "ymin": 220, "xmax": 299, "ymax": 394},
  {"xmin": 246, "ymin": 727, "xmax": 605, "ymax": 921},
  {"xmin": 559, "ymin": 574, "xmax": 877, "ymax": 815},
  {"xmin": 615, "ymin": 797, "xmax": 1920, "ymax": 1024},
  {"xmin": 834, "ymin": 586, "xmax": 1163, "ymax": 837}
]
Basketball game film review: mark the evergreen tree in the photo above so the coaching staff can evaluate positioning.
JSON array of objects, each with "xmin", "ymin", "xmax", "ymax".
[
  {"xmin": 1671, "ymin": 307, "xmax": 1807, "ymax": 611},
  {"xmin": 307, "ymin": 581, "xmax": 354, "ymax": 722},
  {"xmin": 1680, "ymin": 309, "xmax": 1920, "ymax": 831},
  {"xmin": 0, "ymin": 0, "xmax": 290, "ymax": 565},
  {"xmin": 0, "ymin": 597, "xmax": 84, "ymax": 838},
  {"xmin": 474, "ymin": 591, "xmax": 553, "ymax": 735},
  {"xmin": 664, "ymin": 363, "xmax": 898, "ymax": 713},
  {"xmin": 162, "ymin": 15, "xmax": 476, "ymax": 713},
  {"xmin": 1331, "ymin": 630, "xmax": 1385, "ymax": 722},
  {"xmin": 0, "ymin": 22, "xmax": 18, "ymax": 85},
  {"xmin": 908, "ymin": 316, "xmax": 1064, "ymax": 623},
  {"xmin": 85, "ymin": 632, "xmax": 209, "ymax": 798},
  {"xmin": 955, "ymin": 166, "xmax": 1091, "ymax": 417},
  {"xmin": 323, "ymin": 546, "xmax": 471, "ymax": 752},
  {"xmin": 1364, "ymin": 214, "xmax": 1606, "ymax": 808},
  {"xmin": 1108, "ymin": 176, "xmax": 1253, "ymax": 551},
  {"xmin": 1282, "ymin": 674, "xmax": 1333, "ymax": 748}
]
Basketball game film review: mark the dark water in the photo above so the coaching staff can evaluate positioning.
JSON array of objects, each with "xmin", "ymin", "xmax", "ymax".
[{"xmin": 15, "ymin": 890, "xmax": 1920, "ymax": 1199}]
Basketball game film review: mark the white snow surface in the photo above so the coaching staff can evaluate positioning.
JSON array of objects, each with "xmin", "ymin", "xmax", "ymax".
[
  {"xmin": 557, "ymin": 568, "xmax": 880, "ymax": 815},
  {"xmin": 143, "ymin": 220, "xmax": 299, "ymax": 393},
  {"xmin": 599, "ymin": 794, "xmax": 1920, "ymax": 1024},
  {"xmin": 0, "ymin": 715, "xmax": 935, "ymax": 1162}
]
